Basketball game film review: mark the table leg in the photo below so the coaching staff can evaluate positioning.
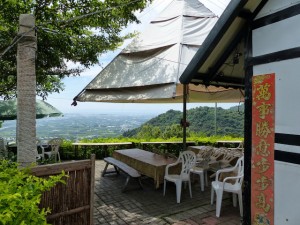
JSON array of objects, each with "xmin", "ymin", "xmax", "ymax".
[
  {"xmin": 103, "ymin": 146, "xmax": 108, "ymax": 157},
  {"xmin": 74, "ymin": 145, "xmax": 78, "ymax": 159}
]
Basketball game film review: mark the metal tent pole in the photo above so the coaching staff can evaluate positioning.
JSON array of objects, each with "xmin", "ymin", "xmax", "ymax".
[
  {"xmin": 182, "ymin": 84, "xmax": 187, "ymax": 151},
  {"xmin": 215, "ymin": 102, "xmax": 217, "ymax": 135}
]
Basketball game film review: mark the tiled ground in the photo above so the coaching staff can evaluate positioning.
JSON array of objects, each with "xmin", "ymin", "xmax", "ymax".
[{"xmin": 94, "ymin": 160, "xmax": 242, "ymax": 225}]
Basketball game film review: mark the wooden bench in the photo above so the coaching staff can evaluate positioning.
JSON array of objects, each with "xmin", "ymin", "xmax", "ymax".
[{"xmin": 102, "ymin": 157, "xmax": 143, "ymax": 192}]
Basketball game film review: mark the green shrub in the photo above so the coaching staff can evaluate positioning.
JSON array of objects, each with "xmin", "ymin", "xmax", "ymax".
[
  {"xmin": 0, "ymin": 160, "xmax": 66, "ymax": 225},
  {"xmin": 59, "ymin": 135, "xmax": 243, "ymax": 160}
]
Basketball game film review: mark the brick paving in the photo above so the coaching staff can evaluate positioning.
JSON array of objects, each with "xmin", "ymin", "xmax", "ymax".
[{"xmin": 94, "ymin": 160, "xmax": 242, "ymax": 225}]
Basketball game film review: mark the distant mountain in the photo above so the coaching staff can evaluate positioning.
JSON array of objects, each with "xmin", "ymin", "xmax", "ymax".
[{"xmin": 123, "ymin": 105, "xmax": 245, "ymax": 137}]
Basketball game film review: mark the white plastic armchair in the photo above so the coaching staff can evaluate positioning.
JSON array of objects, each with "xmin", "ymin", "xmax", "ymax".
[
  {"xmin": 211, "ymin": 156, "xmax": 244, "ymax": 217},
  {"xmin": 209, "ymin": 148, "xmax": 225, "ymax": 165},
  {"xmin": 36, "ymin": 139, "xmax": 45, "ymax": 160},
  {"xmin": 163, "ymin": 150, "xmax": 196, "ymax": 203},
  {"xmin": 190, "ymin": 147, "xmax": 212, "ymax": 191},
  {"xmin": 44, "ymin": 138, "xmax": 63, "ymax": 162},
  {"xmin": 218, "ymin": 148, "xmax": 241, "ymax": 169}
]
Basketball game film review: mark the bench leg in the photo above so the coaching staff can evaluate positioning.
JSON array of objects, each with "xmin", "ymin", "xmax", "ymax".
[
  {"xmin": 102, "ymin": 162, "xmax": 109, "ymax": 177},
  {"xmin": 114, "ymin": 165, "xmax": 120, "ymax": 175},
  {"xmin": 138, "ymin": 177, "xmax": 143, "ymax": 190},
  {"xmin": 122, "ymin": 176, "xmax": 131, "ymax": 192},
  {"xmin": 122, "ymin": 176, "xmax": 143, "ymax": 192},
  {"xmin": 102, "ymin": 163, "xmax": 120, "ymax": 177}
]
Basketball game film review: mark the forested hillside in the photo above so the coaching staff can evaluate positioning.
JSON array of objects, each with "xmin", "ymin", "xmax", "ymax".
[{"xmin": 123, "ymin": 105, "xmax": 244, "ymax": 137}]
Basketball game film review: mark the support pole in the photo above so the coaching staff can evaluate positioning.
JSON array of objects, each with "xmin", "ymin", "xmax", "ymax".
[
  {"xmin": 182, "ymin": 84, "xmax": 187, "ymax": 151},
  {"xmin": 214, "ymin": 102, "xmax": 217, "ymax": 135},
  {"xmin": 243, "ymin": 25, "xmax": 253, "ymax": 225},
  {"xmin": 17, "ymin": 14, "xmax": 37, "ymax": 166}
]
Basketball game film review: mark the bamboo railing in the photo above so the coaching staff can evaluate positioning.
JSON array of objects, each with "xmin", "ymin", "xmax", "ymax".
[{"xmin": 31, "ymin": 154, "xmax": 95, "ymax": 225}]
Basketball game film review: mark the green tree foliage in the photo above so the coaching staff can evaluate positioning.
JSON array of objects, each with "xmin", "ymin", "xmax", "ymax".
[
  {"xmin": 0, "ymin": 160, "xmax": 66, "ymax": 225},
  {"xmin": 162, "ymin": 124, "xmax": 184, "ymax": 139},
  {"xmin": 0, "ymin": 0, "xmax": 151, "ymax": 99},
  {"xmin": 187, "ymin": 106, "xmax": 244, "ymax": 136},
  {"xmin": 136, "ymin": 124, "xmax": 161, "ymax": 140},
  {"xmin": 123, "ymin": 109, "xmax": 182, "ymax": 137},
  {"xmin": 124, "ymin": 105, "xmax": 244, "ymax": 137}
]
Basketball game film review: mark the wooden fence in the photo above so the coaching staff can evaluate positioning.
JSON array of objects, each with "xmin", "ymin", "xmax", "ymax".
[{"xmin": 31, "ymin": 154, "xmax": 95, "ymax": 225}]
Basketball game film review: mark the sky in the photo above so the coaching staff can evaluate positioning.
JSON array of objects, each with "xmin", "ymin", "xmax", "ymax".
[{"xmin": 45, "ymin": 0, "xmax": 236, "ymax": 116}]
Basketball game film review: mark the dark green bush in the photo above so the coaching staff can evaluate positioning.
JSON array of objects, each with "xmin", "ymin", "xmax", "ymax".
[{"xmin": 59, "ymin": 135, "xmax": 243, "ymax": 160}]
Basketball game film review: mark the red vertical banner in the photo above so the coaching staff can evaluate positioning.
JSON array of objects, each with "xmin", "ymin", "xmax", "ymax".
[{"xmin": 251, "ymin": 74, "xmax": 275, "ymax": 225}]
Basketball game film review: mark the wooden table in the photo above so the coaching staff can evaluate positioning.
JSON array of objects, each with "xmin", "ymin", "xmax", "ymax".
[
  {"xmin": 72, "ymin": 142, "xmax": 133, "ymax": 158},
  {"xmin": 113, "ymin": 148, "xmax": 178, "ymax": 189}
]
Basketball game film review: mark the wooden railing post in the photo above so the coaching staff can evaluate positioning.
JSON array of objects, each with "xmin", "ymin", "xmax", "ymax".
[{"xmin": 90, "ymin": 154, "xmax": 95, "ymax": 225}]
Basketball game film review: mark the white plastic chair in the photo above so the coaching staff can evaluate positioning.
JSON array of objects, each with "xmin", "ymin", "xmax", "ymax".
[
  {"xmin": 44, "ymin": 138, "xmax": 63, "ymax": 162},
  {"xmin": 36, "ymin": 139, "xmax": 45, "ymax": 160},
  {"xmin": 163, "ymin": 150, "xmax": 196, "ymax": 203},
  {"xmin": 218, "ymin": 148, "xmax": 240, "ymax": 169},
  {"xmin": 209, "ymin": 148, "xmax": 225, "ymax": 165},
  {"xmin": 190, "ymin": 166, "xmax": 206, "ymax": 192},
  {"xmin": 211, "ymin": 156, "xmax": 244, "ymax": 217},
  {"xmin": 190, "ymin": 147, "xmax": 212, "ymax": 191}
]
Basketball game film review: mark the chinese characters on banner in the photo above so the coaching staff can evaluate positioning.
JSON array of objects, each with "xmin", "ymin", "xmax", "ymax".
[{"xmin": 251, "ymin": 74, "xmax": 275, "ymax": 225}]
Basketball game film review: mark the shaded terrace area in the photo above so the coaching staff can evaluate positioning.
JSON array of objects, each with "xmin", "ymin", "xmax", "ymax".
[{"xmin": 94, "ymin": 160, "xmax": 241, "ymax": 225}]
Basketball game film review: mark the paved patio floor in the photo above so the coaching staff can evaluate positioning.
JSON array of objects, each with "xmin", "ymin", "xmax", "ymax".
[{"xmin": 94, "ymin": 160, "xmax": 242, "ymax": 225}]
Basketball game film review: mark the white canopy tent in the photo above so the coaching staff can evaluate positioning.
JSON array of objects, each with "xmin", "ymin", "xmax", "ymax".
[{"xmin": 74, "ymin": 0, "xmax": 244, "ymax": 104}]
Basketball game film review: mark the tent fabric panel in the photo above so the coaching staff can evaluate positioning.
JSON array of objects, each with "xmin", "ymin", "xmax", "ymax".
[
  {"xmin": 77, "ymin": 83, "xmax": 244, "ymax": 103},
  {"xmin": 182, "ymin": 0, "xmax": 216, "ymax": 17},
  {"xmin": 85, "ymin": 45, "xmax": 182, "ymax": 89},
  {"xmin": 152, "ymin": 0, "xmax": 216, "ymax": 22},
  {"xmin": 182, "ymin": 17, "xmax": 218, "ymax": 45},
  {"xmin": 178, "ymin": 45, "xmax": 199, "ymax": 77},
  {"xmin": 124, "ymin": 0, "xmax": 219, "ymax": 54},
  {"xmin": 177, "ymin": 84, "xmax": 244, "ymax": 103},
  {"xmin": 186, "ymin": 83, "xmax": 243, "ymax": 93},
  {"xmin": 124, "ymin": 16, "xmax": 218, "ymax": 53},
  {"xmin": 123, "ymin": 17, "xmax": 181, "ymax": 53},
  {"xmin": 76, "ymin": 83, "xmax": 178, "ymax": 103},
  {"xmin": 188, "ymin": 88, "xmax": 244, "ymax": 102},
  {"xmin": 199, "ymin": 0, "xmax": 231, "ymax": 17},
  {"xmin": 74, "ymin": 0, "xmax": 238, "ymax": 104}
]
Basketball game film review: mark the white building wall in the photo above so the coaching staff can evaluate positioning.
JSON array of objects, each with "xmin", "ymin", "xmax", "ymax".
[
  {"xmin": 256, "ymin": 0, "xmax": 300, "ymax": 19},
  {"xmin": 253, "ymin": 1, "xmax": 300, "ymax": 225},
  {"xmin": 253, "ymin": 15, "xmax": 300, "ymax": 57},
  {"xmin": 254, "ymin": 60, "xmax": 300, "ymax": 225}
]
